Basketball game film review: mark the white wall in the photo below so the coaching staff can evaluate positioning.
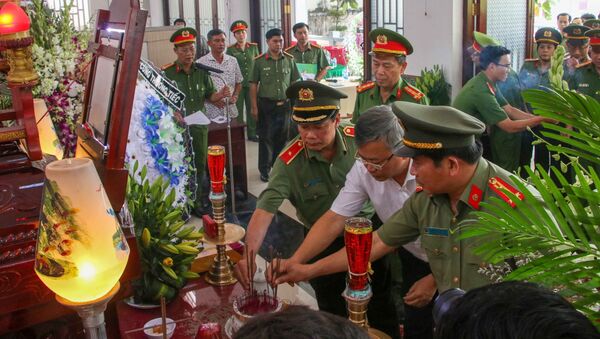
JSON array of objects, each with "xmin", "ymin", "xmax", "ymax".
[{"xmin": 403, "ymin": 0, "xmax": 464, "ymax": 97}]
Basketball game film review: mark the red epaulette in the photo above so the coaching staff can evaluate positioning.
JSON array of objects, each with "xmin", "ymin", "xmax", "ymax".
[
  {"xmin": 404, "ymin": 84, "xmax": 425, "ymax": 101},
  {"xmin": 487, "ymin": 177, "xmax": 524, "ymax": 208},
  {"xmin": 467, "ymin": 184, "xmax": 483, "ymax": 209},
  {"xmin": 576, "ymin": 60, "xmax": 592, "ymax": 69},
  {"xmin": 283, "ymin": 51, "xmax": 294, "ymax": 58},
  {"xmin": 278, "ymin": 139, "xmax": 304, "ymax": 165},
  {"xmin": 415, "ymin": 186, "xmax": 424, "ymax": 193},
  {"xmin": 342, "ymin": 126, "xmax": 355, "ymax": 137},
  {"xmin": 161, "ymin": 62, "xmax": 174, "ymax": 70},
  {"xmin": 310, "ymin": 42, "xmax": 321, "ymax": 49},
  {"xmin": 357, "ymin": 82, "xmax": 376, "ymax": 93},
  {"xmin": 228, "ymin": 43, "xmax": 237, "ymax": 48},
  {"xmin": 486, "ymin": 82, "xmax": 496, "ymax": 95},
  {"xmin": 254, "ymin": 53, "xmax": 266, "ymax": 60},
  {"xmin": 248, "ymin": 42, "xmax": 258, "ymax": 45},
  {"xmin": 284, "ymin": 45, "xmax": 295, "ymax": 51}
]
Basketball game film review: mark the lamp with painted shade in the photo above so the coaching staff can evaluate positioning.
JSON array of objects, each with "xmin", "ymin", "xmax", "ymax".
[
  {"xmin": 0, "ymin": 1, "xmax": 38, "ymax": 85},
  {"xmin": 35, "ymin": 158, "xmax": 129, "ymax": 338}
]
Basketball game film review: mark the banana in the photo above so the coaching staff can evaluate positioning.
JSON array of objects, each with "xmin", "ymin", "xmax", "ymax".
[
  {"xmin": 182, "ymin": 231, "xmax": 203, "ymax": 240},
  {"xmin": 176, "ymin": 226, "xmax": 194, "ymax": 238},
  {"xmin": 169, "ymin": 220, "xmax": 186, "ymax": 234}
]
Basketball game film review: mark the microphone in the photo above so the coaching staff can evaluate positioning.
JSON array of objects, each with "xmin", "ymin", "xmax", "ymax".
[{"xmin": 195, "ymin": 62, "xmax": 224, "ymax": 74}]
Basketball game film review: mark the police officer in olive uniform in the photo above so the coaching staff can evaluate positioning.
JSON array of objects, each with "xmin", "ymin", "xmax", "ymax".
[
  {"xmin": 583, "ymin": 19, "xmax": 600, "ymax": 30},
  {"xmin": 519, "ymin": 27, "xmax": 563, "ymax": 172},
  {"xmin": 570, "ymin": 28, "xmax": 600, "ymax": 101},
  {"xmin": 249, "ymin": 28, "xmax": 301, "ymax": 182},
  {"xmin": 162, "ymin": 28, "xmax": 230, "ymax": 215},
  {"xmin": 226, "ymin": 20, "xmax": 260, "ymax": 141},
  {"xmin": 276, "ymin": 101, "xmax": 532, "ymax": 295},
  {"xmin": 234, "ymin": 81, "xmax": 399, "ymax": 338},
  {"xmin": 352, "ymin": 28, "xmax": 427, "ymax": 124},
  {"xmin": 563, "ymin": 24, "xmax": 591, "ymax": 78},
  {"xmin": 453, "ymin": 45, "xmax": 547, "ymax": 173},
  {"xmin": 285, "ymin": 22, "xmax": 330, "ymax": 81}
]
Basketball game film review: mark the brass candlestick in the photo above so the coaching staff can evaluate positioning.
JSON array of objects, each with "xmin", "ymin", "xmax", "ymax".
[{"xmin": 204, "ymin": 145, "xmax": 245, "ymax": 286}]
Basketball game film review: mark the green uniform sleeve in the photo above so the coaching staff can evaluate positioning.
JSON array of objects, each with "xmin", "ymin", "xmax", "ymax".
[
  {"xmin": 377, "ymin": 195, "xmax": 420, "ymax": 247},
  {"xmin": 351, "ymin": 95, "xmax": 360, "ymax": 124},
  {"xmin": 494, "ymin": 84, "xmax": 508, "ymax": 107},
  {"xmin": 205, "ymin": 73, "xmax": 216, "ymax": 97},
  {"xmin": 256, "ymin": 159, "xmax": 291, "ymax": 214},
  {"xmin": 290, "ymin": 60, "xmax": 301, "ymax": 83},
  {"xmin": 249, "ymin": 59, "xmax": 260, "ymax": 83},
  {"xmin": 475, "ymin": 91, "xmax": 508, "ymax": 126},
  {"xmin": 318, "ymin": 49, "xmax": 330, "ymax": 72}
]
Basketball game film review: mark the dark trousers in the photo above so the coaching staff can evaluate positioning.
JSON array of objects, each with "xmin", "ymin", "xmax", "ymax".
[
  {"xmin": 257, "ymin": 98, "xmax": 293, "ymax": 176},
  {"xmin": 308, "ymin": 236, "xmax": 400, "ymax": 339},
  {"xmin": 236, "ymin": 86, "xmax": 256, "ymax": 139},
  {"xmin": 397, "ymin": 247, "xmax": 435, "ymax": 339}
]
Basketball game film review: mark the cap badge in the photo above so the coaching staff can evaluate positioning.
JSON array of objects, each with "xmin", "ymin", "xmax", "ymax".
[
  {"xmin": 376, "ymin": 34, "xmax": 388, "ymax": 44},
  {"xmin": 593, "ymin": 23, "xmax": 600, "ymax": 29},
  {"xmin": 298, "ymin": 88, "xmax": 314, "ymax": 102},
  {"xmin": 574, "ymin": 28, "xmax": 581, "ymax": 35},
  {"xmin": 544, "ymin": 30, "xmax": 552, "ymax": 37},
  {"xmin": 182, "ymin": 31, "xmax": 190, "ymax": 38}
]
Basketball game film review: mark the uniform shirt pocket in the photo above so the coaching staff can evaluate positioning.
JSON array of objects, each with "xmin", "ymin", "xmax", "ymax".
[
  {"xmin": 300, "ymin": 182, "xmax": 328, "ymax": 203},
  {"xmin": 421, "ymin": 233, "xmax": 451, "ymax": 284}
]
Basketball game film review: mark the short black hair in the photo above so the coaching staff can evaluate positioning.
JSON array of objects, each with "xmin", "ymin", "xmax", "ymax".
[
  {"xmin": 207, "ymin": 28, "xmax": 226, "ymax": 41},
  {"xmin": 265, "ymin": 28, "xmax": 283, "ymax": 40},
  {"xmin": 233, "ymin": 306, "xmax": 369, "ymax": 339},
  {"xmin": 293, "ymin": 22, "xmax": 310, "ymax": 34},
  {"xmin": 581, "ymin": 13, "xmax": 596, "ymax": 21},
  {"xmin": 557, "ymin": 13, "xmax": 572, "ymax": 21},
  {"xmin": 479, "ymin": 45, "xmax": 511, "ymax": 69},
  {"xmin": 435, "ymin": 281, "xmax": 599, "ymax": 339},
  {"xmin": 414, "ymin": 140, "xmax": 483, "ymax": 167},
  {"xmin": 173, "ymin": 18, "xmax": 186, "ymax": 26}
]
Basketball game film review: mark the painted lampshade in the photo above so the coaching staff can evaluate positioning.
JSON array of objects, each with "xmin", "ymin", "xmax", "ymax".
[
  {"xmin": 344, "ymin": 217, "xmax": 373, "ymax": 291},
  {"xmin": 0, "ymin": 2, "xmax": 30, "ymax": 35},
  {"xmin": 35, "ymin": 158, "xmax": 129, "ymax": 302},
  {"xmin": 207, "ymin": 145, "xmax": 226, "ymax": 194}
]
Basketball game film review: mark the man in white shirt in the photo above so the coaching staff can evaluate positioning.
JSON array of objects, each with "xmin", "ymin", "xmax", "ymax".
[
  {"xmin": 274, "ymin": 105, "xmax": 436, "ymax": 339},
  {"xmin": 198, "ymin": 28, "xmax": 243, "ymax": 123}
]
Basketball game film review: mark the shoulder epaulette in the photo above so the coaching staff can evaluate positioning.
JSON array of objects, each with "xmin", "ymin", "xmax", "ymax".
[
  {"xmin": 524, "ymin": 58, "xmax": 539, "ymax": 62},
  {"xmin": 284, "ymin": 45, "xmax": 295, "ymax": 51},
  {"xmin": 404, "ymin": 83, "xmax": 425, "ymax": 101},
  {"xmin": 248, "ymin": 42, "xmax": 258, "ymax": 45},
  {"xmin": 228, "ymin": 43, "xmax": 236, "ymax": 48},
  {"xmin": 415, "ymin": 185, "xmax": 423, "ymax": 193},
  {"xmin": 488, "ymin": 176, "xmax": 524, "ymax": 208},
  {"xmin": 576, "ymin": 60, "xmax": 592, "ymax": 69},
  {"xmin": 283, "ymin": 51, "xmax": 294, "ymax": 58},
  {"xmin": 357, "ymin": 81, "xmax": 376, "ymax": 93},
  {"xmin": 161, "ymin": 62, "xmax": 174, "ymax": 70},
  {"xmin": 486, "ymin": 82, "xmax": 496, "ymax": 95},
  {"xmin": 278, "ymin": 139, "xmax": 304, "ymax": 165},
  {"xmin": 310, "ymin": 42, "xmax": 321, "ymax": 49},
  {"xmin": 342, "ymin": 126, "xmax": 355, "ymax": 137},
  {"xmin": 254, "ymin": 53, "xmax": 266, "ymax": 60}
]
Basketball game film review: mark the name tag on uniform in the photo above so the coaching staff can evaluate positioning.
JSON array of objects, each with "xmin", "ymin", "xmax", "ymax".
[
  {"xmin": 579, "ymin": 83, "xmax": 589, "ymax": 88},
  {"xmin": 424, "ymin": 227, "xmax": 449, "ymax": 237},
  {"xmin": 263, "ymin": 67, "xmax": 271, "ymax": 71}
]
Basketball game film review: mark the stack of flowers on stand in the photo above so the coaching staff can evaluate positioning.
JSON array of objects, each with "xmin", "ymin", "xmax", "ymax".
[{"xmin": 27, "ymin": 0, "xmax": 91, "ymax": 157}]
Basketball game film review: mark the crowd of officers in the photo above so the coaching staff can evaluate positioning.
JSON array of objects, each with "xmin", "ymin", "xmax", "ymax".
[{"xmin": 160, "ymin": 14, "xmax": 600, "ymax": 338}]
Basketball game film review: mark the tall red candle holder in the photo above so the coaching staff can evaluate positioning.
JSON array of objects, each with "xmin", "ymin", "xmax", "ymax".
[
  {"xmin": 343, "ymin": 217, "xmax": 389, "ymax": 339},
  {"xmin": 204, "ymin": 145, "xmax": 245, "ymax": 286}
]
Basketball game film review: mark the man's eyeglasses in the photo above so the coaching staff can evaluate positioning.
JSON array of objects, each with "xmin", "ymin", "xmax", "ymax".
[
  {"xmin": 494, "ymin": 62, "xmax": 511, "ymax": 69},
  {"xmin": 355, "ymin": 152, "xmax": 394, "ymax": 171}
]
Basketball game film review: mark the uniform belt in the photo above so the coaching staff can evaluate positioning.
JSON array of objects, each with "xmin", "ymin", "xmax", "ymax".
[{"xmin": 260, "ymin": 97, "xmax": 288, "ymax": 106}]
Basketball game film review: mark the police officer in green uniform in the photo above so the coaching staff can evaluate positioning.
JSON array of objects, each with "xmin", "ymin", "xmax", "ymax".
[
  {"xmin": 519, "ymin": 27, "xmax": 563, "ymax": 172},
  {"xmin": 234, "ymin": 81, "xmax": 398, "ymax": 337},
  {"xmin": 453, "ymin": 45, "xmax": 547, "ymax": 173},
  {"xmin": 162, "ymin": 28, "xmax": 230, "ymax": 215},
  {"xmin": 571, "ymin": 28, "xmax": 600, "ymax": 101},
  {"xmin": 563, "ymin": 24, "xmax": 591, "ymax": 78},
  {"xmin": 583, "ymin": 19, "xmax": 600, "ymax": 30},
  {"xmin": 227, "ymin": 20, "xmax": 260, "ymax": 141},
  {"xmin": 274, "ymin": 101, "xmax": 532, "ymax": 295},
  {"xmin": 285, "ymin": 22, "xmax": 330, "ymax": 81},
  {"xmin": 352, "ymin": 28, "xmax": 427, "ymax": 124},
  {"xmin": 249, "ymin": 28, "xmax": 301, "ymax": 182}
]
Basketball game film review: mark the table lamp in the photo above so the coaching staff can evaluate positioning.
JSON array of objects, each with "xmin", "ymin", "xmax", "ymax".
[
  {"xmin": 35, "ymin": 158, "xmax": 129, "ymax": 338},
  {"xmin": 0, "ymin": 0, "xmax": 39, "ymax": 86}
]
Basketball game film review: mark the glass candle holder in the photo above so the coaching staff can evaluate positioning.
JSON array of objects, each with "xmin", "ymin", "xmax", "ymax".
[
  {"xmin": 207, "ymin": 145, "xmax": 226, "ymax": 194},
  {"xmin": 344, "ymin": 217, "xmax": 373, "ymax": 291}
]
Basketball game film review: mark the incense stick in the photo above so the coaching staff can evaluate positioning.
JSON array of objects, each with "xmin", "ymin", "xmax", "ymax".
[
  {"xmin": 123, "ymin": 317, "xmax": 192, "ymax": 334},
  {"xmin": 160, "ymin": 296, "xmax": 167, "ymax": 339}
]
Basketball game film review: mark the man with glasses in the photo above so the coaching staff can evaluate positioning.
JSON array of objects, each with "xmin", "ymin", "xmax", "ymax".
[
  {"xmin": 453, "ymin": 45, "xmax": 548, "ymax": 173},
  {"xmin": 563, "ymin": 24, "xmax": 591, "ymax": 77},
  {"xmin": 274, "ymin": 105, "xmax": 435, "ymax": 339},
  {"xmin": 162, "ymin": 27, "xmax": 231, "ymax": 216},
  {"xmin": 234, "ymin": 81, "xmax": 397, "ymax": 337},
  {"xmin": 352, "ymin": 28, "xmax": 427, "ymax": 124}
]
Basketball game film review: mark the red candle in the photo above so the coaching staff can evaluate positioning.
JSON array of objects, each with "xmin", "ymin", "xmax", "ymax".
[
  {"xmin": 207, "ymin": 145, "xmax": 226, "ymax": 193},
  {"xmin": 344, "ymin": 217, "xmax": 373, "ymax": 291}
]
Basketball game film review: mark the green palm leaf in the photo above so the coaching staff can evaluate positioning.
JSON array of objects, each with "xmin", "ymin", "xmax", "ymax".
[{"xmin": 462, "ymin": 88, "xmax": 600, "ymax": 327}]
